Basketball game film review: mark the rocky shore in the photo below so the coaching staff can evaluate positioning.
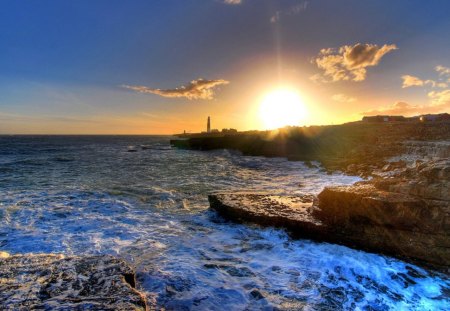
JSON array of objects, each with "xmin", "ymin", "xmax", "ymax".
[
  {"xmin": 0, "ymin": 253, "xmax": 148, "ymax": 310},
  {"xmin": 175, "ymin": 122, "xmax": 450, "ymax": 271},
  {"xmin": 209, "ymin": 157, "xmax": 450, "ymax": 271}
]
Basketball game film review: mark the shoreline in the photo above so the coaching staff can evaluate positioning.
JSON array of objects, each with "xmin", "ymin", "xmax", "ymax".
[{"xmin": 172, "ymin": 121, "xmax": 450, "ymax": 272}]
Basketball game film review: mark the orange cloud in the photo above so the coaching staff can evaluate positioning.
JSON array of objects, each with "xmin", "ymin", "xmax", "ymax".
[
  {"xmin": 428, "ymin": 89, "xmax": 450, "ymax": 106},
  {"xmin": 402, "ymin": 74, "xmax": 447, "ymax": 88},
  {"xmin": 362, "ymin": 93, "xmax": 450, "ymax": 116},
  {"xmin": 331, "ymin": 93, "xmax": 356, "ymax": 103},
  {"xmin": 122, "ymin": 78, "xmax": 229, "ymax": 100},
  {"xmin": 311, "ymin": 43, "xmax": 397, "ymax": 82}
]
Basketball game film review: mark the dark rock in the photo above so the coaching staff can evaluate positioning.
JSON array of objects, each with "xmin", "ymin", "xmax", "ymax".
[
  {"xmin": 0, "ymin": 253, "xmax": 147, "ymax": 310},
  {"xmin": 249, "ymin": 289, "xmax": 265, "ymax": 300}
]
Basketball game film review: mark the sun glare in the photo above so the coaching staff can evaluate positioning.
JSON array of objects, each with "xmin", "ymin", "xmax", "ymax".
[{"xmin": 259, "ymin": 89, "xmax": 307, "ymax": 130}]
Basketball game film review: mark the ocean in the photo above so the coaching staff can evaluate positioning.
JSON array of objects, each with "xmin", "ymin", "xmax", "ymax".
[{"xmin": 0, "ymin": 135, "xmax": 448, "ymax": 310}]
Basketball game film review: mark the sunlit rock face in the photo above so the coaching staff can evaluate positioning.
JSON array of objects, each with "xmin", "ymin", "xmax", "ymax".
[
  {"xmin": 0, "ymin": 254, "xmax": 147, "ymax": 310},
  {"xmin": 317, "ymin": 159, "xmax": 450, "ymax": 270},
  {"xmin": 208, "ymin": 193, "xmax": 325, "ymax": 238},
  {"xmin": 209, "ymin": 157, "xmax": 450, "ymax": 270}
]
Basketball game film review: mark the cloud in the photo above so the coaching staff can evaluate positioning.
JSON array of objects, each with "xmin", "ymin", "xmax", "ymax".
[
  {"xmin": 428, "ymin": 89, "xmax": 450, "ymax": 106},
  {"xmin": 122, "ymin": 78, "xmax": 229, "ymax": 100},
  {"xmin": 311, "ymin": 43, "xmax": 397, "ymax": 82},
  {"xmin": 331, "ymin": 93, "xmax": 356, "ymax": 103},
  {"xmin": 223, "ymin": 0, "xmax": 241, "ymax": 4},
  {"xmin": 436, "ymin": 65, "xmax": 450, "ymax": 83},
  {"xmin": 362, "ymin": 90, "xmax": 450, "ymax": 116},
  {"xmin": 271, "ymin": 2, "xmax": 308, "ymax": 23},
  {"xmin": 362, "ymin": 102, "xmax": 423, "ymax": 116},
  {"xmin": 436, "ymin": 65, "xmax": 450, "ymax": 76},
  {"xmin": 402, "ymin": 74, "xmax": 447, "ymax": 88},
  {"xmin": 401, "ymin": 75, "xmax": 425, "ymax": 88}
]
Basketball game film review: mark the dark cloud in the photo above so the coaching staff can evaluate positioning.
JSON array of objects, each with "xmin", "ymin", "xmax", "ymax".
[
  {"xmin": 311, "ymin": 43, "xmax": 397, "ymax": 82},
  {"xmin": 122, "ymin": 78, "xmax": 229, "ymax": 100}
]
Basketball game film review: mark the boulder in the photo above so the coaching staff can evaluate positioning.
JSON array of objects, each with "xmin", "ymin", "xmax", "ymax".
[{"xmin": 0, "ymin": 254, "xmax": 147, "ymax": 310}]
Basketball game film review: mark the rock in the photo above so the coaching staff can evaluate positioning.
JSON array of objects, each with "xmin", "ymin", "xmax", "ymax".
[
  {"xmin": 316, "ymin": 183, "xmax": 448, "ymax": 234},
  {"xmin": 315, "ymin": 178, "xmax": 450, "ymax": 269},
  {"xmin": 316, "ymin": 158, "xmax": 450, "ymax": 269},
  {"xmin": 208, "ymin": 193, "xmax": 326, "ymax": 239},
  {"xmin": 209, "ymin": 190, "xmax": 450, "ymax": 270},
  {"xmin": 0, "ymin": 251, "xmax": 10, "ymax": 258},
  {"xmin": 0, "ymin": 254, "xmax": 147, "ymax": 310}
]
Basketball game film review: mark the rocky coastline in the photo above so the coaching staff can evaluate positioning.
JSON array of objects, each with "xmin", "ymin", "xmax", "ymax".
[
  {"xmin": 174, "ymin": 121, "xmax": 450, "ymax": 271},
  {"xmin": 0, "ymin": 252, "xmax": 148, "ymax": 310}
]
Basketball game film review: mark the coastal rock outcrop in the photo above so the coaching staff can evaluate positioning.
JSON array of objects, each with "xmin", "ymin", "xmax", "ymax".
[
  {"xmin": 209, "ymin": 188, "xmax": 449, "ymax": 270},
  {"xmin": 190, "ymin": 123, "xmax": 450, "ymax": 269},
  {"xmin": 0, "ymin": 254, "xmax": 147, "ymax": 310},
  {"xmin": 209, "ymin": 158, "xmax": 450, "ymax": 270},
  {"xmin": 208, "ymin": 193, "xmax": 325, "ymax": 238}
]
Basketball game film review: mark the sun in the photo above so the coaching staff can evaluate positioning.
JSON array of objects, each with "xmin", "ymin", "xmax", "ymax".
[{"xmin": 259, "ymin": 88, "xmax": 307, "ymax": 130}]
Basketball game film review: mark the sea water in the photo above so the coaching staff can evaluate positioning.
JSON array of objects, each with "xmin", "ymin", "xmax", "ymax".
[{"xmin": 0, "ymin": 135, "xmax": 448, "ymax": 310}]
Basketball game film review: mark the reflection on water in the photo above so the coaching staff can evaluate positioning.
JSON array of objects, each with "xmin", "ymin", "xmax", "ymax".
[{"xmin": 0, "ymin": 136, "xmax": 448, "ymax": 310}]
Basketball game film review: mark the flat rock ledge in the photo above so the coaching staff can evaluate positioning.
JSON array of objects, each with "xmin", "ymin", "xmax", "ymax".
[
  {"xmin": 208, "ymin": 193, "xmax": 327, "ymax": 240},
  {"xmin": 209, "ymin": 190, "xmax": 450, "ymax": 271},
  {"xmin": 0, "ymin": 253, "xmax": 147, "ymax": 310}
]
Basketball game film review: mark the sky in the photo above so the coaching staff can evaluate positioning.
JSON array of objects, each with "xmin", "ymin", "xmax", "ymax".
[{"xmin": 1, "ymin": 0, "xmax": 450, "ymax": 134}]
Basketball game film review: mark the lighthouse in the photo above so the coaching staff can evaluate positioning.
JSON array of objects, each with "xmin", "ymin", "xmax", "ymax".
[{"xmin": 207, "ymin": 116, "xmax": 211, "ymax": 133}]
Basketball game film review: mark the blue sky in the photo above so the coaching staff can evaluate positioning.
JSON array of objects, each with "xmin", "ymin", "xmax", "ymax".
[{"xmin": 1, "ymin": 0, "xmax": 450, "ymax": 133}]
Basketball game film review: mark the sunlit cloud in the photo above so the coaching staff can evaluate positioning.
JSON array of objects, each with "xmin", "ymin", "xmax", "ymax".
[
  {"xmin": 402, "ymin": 74, "xmax": 447, "ymax": 88},
  {"xmin": 331, "ymin": 94, "xmax": 356, "ymax": 103},
  {"xmin": 362, "ymin": 90, "xmax": 450, "ymax": 116},
  {"xmin": 122, "ymin": 78, "xmax": 230, "ymax": 100},
  {"xmin": 401, "ymin": 75, "xmax": 425, "ymax": 88},
  {"xmin": 223, "ymin": 0, "xmax": 241, "ymax": 4},
  {"xmin": 311, "ymin": 43, "xmax": 397, "ymax": 82},
  {"xmin": 436, "ymin": 65, "xmax": 450, "ymax": 76},
  {"xmin": 428, "ymin": 89, "xmax": 450, "ymax": 106},
  {"xmin": 435, "ymin": 65, "xmax": 450, "ymax": 83},
  {"xmin": 271, "ymin": 1, "xmax": 308, "ymax": 23}
]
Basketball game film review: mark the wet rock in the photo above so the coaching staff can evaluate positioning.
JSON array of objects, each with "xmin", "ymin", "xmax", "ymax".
[
  {"xmin": 316, "ymin": 183, "xmax": 447, "ymax": 233},
  {"xmin": 0, "ymin": 254, "xmax": 147, "ymax": 310},
  {"xmin": 249, "ymin": 289, "xmax": 265, "ymax": 300},
  {"xmin": 208, "ymin": 193, "xmax": 326, "ymax": 239},
  {"xmin": 209, "ymin": 187, "xmax": 450, "ymax": 270},
  {"xmin": 316, "ymin": 159, "xmax": 450, "ymax": 269},
  {"xmin": 316, "ymin": 184, "xmax": 450, "ymax": 268}
]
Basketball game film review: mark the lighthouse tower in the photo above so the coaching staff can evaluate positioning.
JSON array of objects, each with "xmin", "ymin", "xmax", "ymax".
[{"xmin": 207, "ymin": 116, "xmax": 211, "ymax": 133}]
